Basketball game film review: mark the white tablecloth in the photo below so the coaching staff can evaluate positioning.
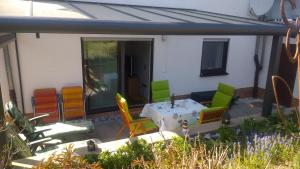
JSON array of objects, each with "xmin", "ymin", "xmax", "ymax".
[{"xmin": 140, "ymin": 99, "xmax": 206, "ymax": 131}]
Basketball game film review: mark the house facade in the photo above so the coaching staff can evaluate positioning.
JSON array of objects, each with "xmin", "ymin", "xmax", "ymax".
[{"xmin": 0, "ymin": 0, "xmax": 292, "ymax": 115}]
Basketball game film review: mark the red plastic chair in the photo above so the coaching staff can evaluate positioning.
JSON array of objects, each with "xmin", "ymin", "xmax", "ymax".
[{"xmin": 32, "ymin": 88, "xmax": 60, "ymax": 123}]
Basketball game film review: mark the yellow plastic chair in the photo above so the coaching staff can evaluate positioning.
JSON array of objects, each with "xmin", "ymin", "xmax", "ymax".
[
  {"xmin": 61, "ymin": 86, "xmax": 85, "ymax": 121},
  {"xmin": 116, "ymin": 93, "xmax": 158, "ymax": 139}
]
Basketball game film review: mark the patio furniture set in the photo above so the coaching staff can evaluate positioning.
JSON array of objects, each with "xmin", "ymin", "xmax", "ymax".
[
  {"xmin": 4, "ymin": 80, "xmax": 235, "ymax": 167},
  {"xmin": 4, "ymin": 86, "xmax": 94, "ymax": 154},
  {"xmin": 116, "ymin": 80, "xmax": 236, "ymax": 138}
]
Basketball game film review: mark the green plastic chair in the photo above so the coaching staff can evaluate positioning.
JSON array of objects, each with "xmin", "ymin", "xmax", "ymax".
[
  {"xmin": 5, "ymin": 124, "xmax": 51, "ymax": 158},
  {"xmin": 198, "ymin": 83, "xmax": 235, "ymax": 125},
  {"xmin": 151, "ymin": 80, "xmax": 171, "ymax": 102},
  {"xmin": 217, "ymin": 83, "xmax": 235, "ymax": 98}
]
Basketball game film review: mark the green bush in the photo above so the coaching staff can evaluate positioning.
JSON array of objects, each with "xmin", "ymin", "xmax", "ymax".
[
  {"xmin": 84, "ymin": 154, "xmax": 99, "ymax": 164},
  {"xmin": 240, "ymin": 117, "xmax": 269, "ymax": 134},
  {"xmin": 290, "ymin": 150, "xmax": 300, "ymax": 169},
  {"xmin": 98, "ymin": 139, "xmax": 153, "ymax": 169},
  {"xmin": 217, "ymin": 125, "xmax": 237, "ymax": 143},
  {"xmin": 34, "ymin": 145, "xmax": 101, "ymax": 169},
  {"xmin": 240, "ymin": 117, "xmax": 256, "ymax": 134}
]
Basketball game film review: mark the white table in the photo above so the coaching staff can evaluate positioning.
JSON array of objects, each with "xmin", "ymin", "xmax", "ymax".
[{"xmin": 140, "ymin": 99, "xmax": 206, "ymax": 131}]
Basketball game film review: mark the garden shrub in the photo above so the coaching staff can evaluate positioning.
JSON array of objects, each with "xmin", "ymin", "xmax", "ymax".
[
  {"xmin": 32, "ymin": 133, "xmax": 300, "ymax": 169},
  {"xmin": 33, "ymin": 145, "xmax": 101, "ymax": 169},
  {"xmin": 240, "ymin": 117, "xmax": 256, "ymax": 135},
  {"xmin": 98, "ymin": 139, "xmax": 153, "ymax": 169},
  {"xmin": 290, "ymin": 150, "xmax": 300, "ymax": 169},
  {"xmin": 84, "ymin": 154, "xmax": 99, "ymax": 164},
  {"xmin": 217, "ymin": 125, "xmax": 237, "ymax": 143}
]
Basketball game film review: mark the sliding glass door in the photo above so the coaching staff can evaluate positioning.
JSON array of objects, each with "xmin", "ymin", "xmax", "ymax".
[{"xmin": 83, "ymin": 41, "xmax": 119, "ymax": 113}]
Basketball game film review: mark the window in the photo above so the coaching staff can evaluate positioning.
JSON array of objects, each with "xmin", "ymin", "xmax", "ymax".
[{"xmin": 200, "ymin": 39, "xmax": 229, "ymax": 77}]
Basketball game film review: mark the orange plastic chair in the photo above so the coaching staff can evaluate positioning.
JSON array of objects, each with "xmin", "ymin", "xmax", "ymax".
[
  {"xmin": 32, "ymin": 88, "xmax": 60, "ymax": 123},
  {"xmin": 116, "ymin": 93, "xmax": 158, "ymax": 139},
  {"xmin": 61, "ymin": 86, "xmax": 85, "ymax": 121}
]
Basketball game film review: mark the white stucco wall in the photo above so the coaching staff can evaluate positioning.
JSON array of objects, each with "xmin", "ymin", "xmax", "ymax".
[
  {"xmin": 153, "ymin": 35, "xmax": 256, "ymax": 95},
  {"xmin": 17, "ymin": 33, "xmax": 258, "ymax": 113},
  {"xmin": 0, "ymin": 48, "xmax": 10, "ymax": 108},
  {"xmin": 258, "ymin": 36, "xmax": 273, "ymax": 89},
  {"xmin": 17, "ymin": 33, "xmax": 84, "ymax": 113},
  {"xmin": 8, "ymin": 41, "xmax": 24, "ymax": 110}
]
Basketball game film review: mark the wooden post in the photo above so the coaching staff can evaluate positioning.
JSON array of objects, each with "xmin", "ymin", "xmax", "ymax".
[{"xmin": 262, "ymin": 36, "xmax": 283, "ymax": 117}]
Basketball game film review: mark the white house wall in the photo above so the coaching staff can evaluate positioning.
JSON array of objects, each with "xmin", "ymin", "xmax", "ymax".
[
  {"xmin": 8, "ymin": 41, "xmax": 24, "ymax": 111},
  {"xmin": 258, "ymin": 36, "xmax": 273, "ymax": 89},
  {"xmin": 17, "ymin": 33, "xmax": 84, "ymax": 114},
  {"xmin": 0, "ymin": 48, "xmax": 10, "ymax": 108},
  {"xmin": 17, "ymin": 33, "xmax": 260, "ymax": 114}
]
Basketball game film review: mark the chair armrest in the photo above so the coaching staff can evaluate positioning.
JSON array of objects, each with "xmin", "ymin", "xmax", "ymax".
[
  {"xmin": 201, "ymin": 107, "xmax": 225, "ymax": 113},
  {"xmin": 28, "ymin": 137, "xmax": 52, "ymax": 154},
  {"xmin": 28, "ymin": 137, "xmax": 52, "ymax": 147},
  {"xmin": 200, "ymin": 100, "xmax": 212, "ymax": 107},
  {"xmin": 29, "ymin": 114, "xmax": 49, "ymax": 125},
  {"xmin": 27, "ymin": 128, "xmax": 51, "ymax": 141}
]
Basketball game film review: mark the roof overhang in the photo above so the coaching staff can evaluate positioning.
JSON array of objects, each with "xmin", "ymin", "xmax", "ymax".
[
  {"xmin": 0, "ymin": 16, "xmax": 288, "ymax": 35},
  {"xmin": 0, "ymin": 0, "xmax": 288, "ymax": 35}
]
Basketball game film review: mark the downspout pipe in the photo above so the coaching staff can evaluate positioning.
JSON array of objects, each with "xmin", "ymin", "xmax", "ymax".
[{"xmin": 253, "ymin": 16, "xmax": 266, "ymax": 98}]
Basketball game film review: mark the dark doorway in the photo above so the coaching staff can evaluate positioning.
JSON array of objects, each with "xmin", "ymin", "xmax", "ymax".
[
  {"xmin": 82, "ymin": 39, "xmax": 153, "ymax": 114},
  {"xmin": 277, "ymin": 44, "xmax": 297, "ymax": 107}
]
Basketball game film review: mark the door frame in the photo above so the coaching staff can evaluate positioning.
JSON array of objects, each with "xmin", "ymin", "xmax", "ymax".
[{"xmin": 80, "ymin": 37, "xmax": 154, "ymax": 114}]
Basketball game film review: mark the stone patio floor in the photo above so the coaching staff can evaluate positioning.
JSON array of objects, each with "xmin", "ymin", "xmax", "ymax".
[{"xmin": 67, "ymin": 97, "xmax": 287, "ymax": 143}]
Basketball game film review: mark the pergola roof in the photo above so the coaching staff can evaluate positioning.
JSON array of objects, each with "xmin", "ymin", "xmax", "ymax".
[{"xmin": 0, "ymin": 0, "xmax": 287, "ymax": 35}]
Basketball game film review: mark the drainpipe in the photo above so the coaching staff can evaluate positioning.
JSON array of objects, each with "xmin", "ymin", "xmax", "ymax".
[{"xmin": 253, "ymin": 16, "xmax": 266, "ymax": 98}]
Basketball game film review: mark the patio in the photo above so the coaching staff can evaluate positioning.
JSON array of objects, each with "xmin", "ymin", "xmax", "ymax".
[
  {"xmin": 0, "ymin": 0, "xmax": 295, "ymax": 168},
  {"xmin": 71, "ymin": 97, "xmax": 276, "ymax": 142}
]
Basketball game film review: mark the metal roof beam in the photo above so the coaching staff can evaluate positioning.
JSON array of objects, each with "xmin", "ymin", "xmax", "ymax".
[
  {"xmin": 100, "ymin": 4, "xmax": 150, "ymax": 21},
  {"xmin": 0, "ymin": 17, "xmax": 288, "ymax": 35},
  {"xmin": 186, "ymin": 10, "xmax": 281, "ymax": 26},
  {"xmin": 131, "ymin": 7, "xmax": 192, "ymax": 23},
  {"xmin": 160, "ymin": 9, "xmax": 228, "ymax": 24},
  {"xmin": 65, "ymin": 0, "xmax": 97, "ymax": 19}
]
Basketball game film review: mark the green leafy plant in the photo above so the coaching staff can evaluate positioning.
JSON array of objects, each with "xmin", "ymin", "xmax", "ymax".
[
  {"xmin": 84, "ymin": 154, "xmax": 99, "ymax": 164},
  {"xmin": 290, "ymin": 149, "xmax": 300, "ymax": 168},
  {"xmin": 240, "ymin": 117, "xmax": 256, "ymax": 134},
  {"xmin": 33, "ymin": 145, "xmax": 101, "ymax": 169},
  {"xmin": 217, "ymin": 125, "xmax": 237, "ymax": 143},
  {"xmin": 98, "ymin": 139, "xmax": 153, "ymax": 169},
  {"xmin": 240, "ymin": 118, "xmax": 270, "ymax": 134}
]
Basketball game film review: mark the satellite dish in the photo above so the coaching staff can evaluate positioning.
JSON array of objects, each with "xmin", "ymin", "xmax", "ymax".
[{"xmin": 249, "ymin": 0, "xmax": 275, "ymax": 16}]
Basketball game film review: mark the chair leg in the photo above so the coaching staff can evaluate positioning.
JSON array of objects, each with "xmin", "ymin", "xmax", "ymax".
[{"xmin": 116, "ymin": 124, "xmax": 126, "ymax": 140}]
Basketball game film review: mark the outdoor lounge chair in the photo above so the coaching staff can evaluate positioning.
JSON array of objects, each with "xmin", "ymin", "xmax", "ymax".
[
  {"xmin": 5, "ymin": 123, "xmax": 52, "ymax": 158},
  {"xmin": 116, "ymin": 93, "xmax": 158, "ymax": 139},
  {"xmin": 197, "ymin": 83, "xmax": 235, "ymax": 125},
  {"xmin": 5, "ymin": 102, "xmax": 94, "ymax": 142},
  {"xmin": 5, "ymin": 123, "xmax": 100, "ymax": 162},
  {"xmin": 32, "ymin": 88, "xmax": 60, "ymax": 123},
  {"xmin": 151, "ymin": 80, "xmax": 171, "ymax": 103},
  {"xmin": 61, "ymin": 86, "xmax": 85, "ymax": 121}
]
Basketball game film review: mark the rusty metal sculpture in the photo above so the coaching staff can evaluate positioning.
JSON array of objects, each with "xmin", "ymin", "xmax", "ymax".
[{"xmin": 272, "ymin": 0, "xmax": 300, "ymax": 135}]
